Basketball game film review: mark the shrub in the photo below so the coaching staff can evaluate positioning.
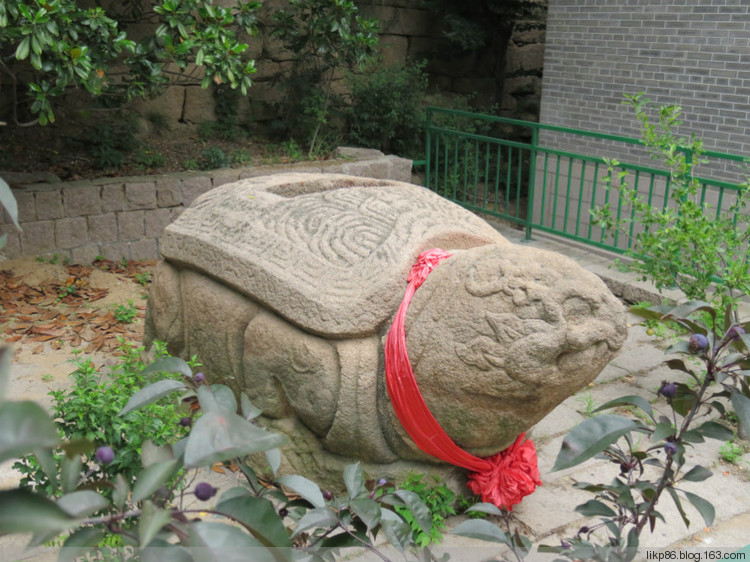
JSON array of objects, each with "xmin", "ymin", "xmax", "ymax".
[
  {"xmin": 346, "ymin": 60, "xmax": 428, "ymax": 156},
  {"xmin": 13, "ymin": 341, "xmax": 191, "ymax": 496},
  {"xmin": 0, "ymin": 0, "xmax": 260, "ymax": 126},
  {"xmin": 593, "ymin": 94, "xmax": 750, "ymax": 315}
]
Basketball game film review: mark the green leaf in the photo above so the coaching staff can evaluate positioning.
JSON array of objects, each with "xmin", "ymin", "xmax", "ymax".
[
  {"xmin": 575, "ymin": 499, "xmax": 617, "ymax": 517},
  {"xmin": 730, "ymin": 391, "xmax": 750, "ymax": 438},
  {"xmin": 682, "ymin": 490, "xmax": 715, "ymax": 527},
  {"xmin": 60, "ymin": 454, "xmax": 82, "ymax": 494},
  {"xmin": 466, "ymin": 502, "xmax": 505, "ymax": 517},
  {"xmin": 15, "ymin": 36, "xmax": 30, "ymax": 60},
  {"xmin": 184, "ymin": 410, "xmax": 285, "ymax": 468},
  {"xmin": 264, "ymin": 448, "xmax": 281, "ymax": 476},
  {"xmin": 139, "ymin": 500, "xmax": 173, "ymax": 547},
  {"xmin": 695, "ymin": 421, "xmax": 733, "ymax": 441},
  {"xmin": 277, "ymin": 474, "xmax": 325, "ymax": 508},
  {"xmin": 290, "ymin": 506, "xmax": 338, "ymax": 538},
  {"xmin": 141, "ymin": 357, "xmax": 193, "ymax": 378},
  {"xmin": 59, "ymin": 526, "xmax": 105, "ymax": 562},
  {"xmin": 350, "ymin": 497, "xmax": 381, "ymax": 530},
  {"xmin": 119, "ymin": 379, "xmax": 187, "ymax": 416},
  {"xmin": 210, "ymin": 384, "xmax": 237, "ymax": 413},
  {"xmin": 240, "ymin": 393, "xmax": 262, "ymax": 420},
  {"xmin": 651, "ymin": 419, "xmax": 676, "ymax": 444},
  {"xmin": 343, "ymin": 462, "xmax": 365, "ymax": 499},
  {"xmin": 682, "ymin": 465, "xmax": 712, "ymax": 482},
  {"xmin": 131, "ymin": 459, "xmax": 178, "ymax": 503},
  {"xmin": 215, "ymin": 490, "xmax": 291, "ymax": 548},
  {"xmin": 553, "ymin": 414, "xmax": 639, "ymax": 471},
  {"xmin": 113, "ymin": 473, "xmax": 130, "ymax": 509},
  {"xmin": 57, "ymin": 490, "xmax": 109, "ymax": 518},
  {"xmin": 452, "ymin": 519, "xmax": 508, "ymax": 543},
  {"xmin": 0, "ymin": 401, "xmax": 59, "ymax": 463},
  {"xmin": 394, "ymin": 489, "xmax": 431, "ymax": 535},
  {"xmin": 381, "ymin": 519, "xmax": 413, "ymax": 551},
  {"xmin": 594, "ymin": 395, "xmax": 654, "ymax": 422},
  {"xmin": 0, "ymin": 489, "xmax": 75, "ymax": 535},
  {"xmin": 667, "ymin": 487, "xmax": 690, "ymax": 529},
  {"xmin": 189, "ymin": 521, "xmax": 272, "ymax": 562}
]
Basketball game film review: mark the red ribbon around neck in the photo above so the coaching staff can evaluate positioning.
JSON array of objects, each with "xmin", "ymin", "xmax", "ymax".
[{"xmin": 384, "ymin": 248, "xmax": 541, "ymax": 510}]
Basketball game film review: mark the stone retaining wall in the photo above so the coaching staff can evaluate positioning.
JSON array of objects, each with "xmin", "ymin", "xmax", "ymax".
[{"xmin": 0, "ymin": 148, "xmax": 411, "ymax": 263}]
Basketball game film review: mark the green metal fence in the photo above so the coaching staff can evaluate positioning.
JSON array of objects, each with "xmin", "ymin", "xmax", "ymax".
[{"xmin": 424, "ymin": 106, "xmax": 750, "ymax": 254}]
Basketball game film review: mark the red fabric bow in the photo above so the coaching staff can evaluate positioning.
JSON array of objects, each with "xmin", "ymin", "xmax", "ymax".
[{"xmin": 384, "ymin": 248, "xmax": 541, "ymax": 510}]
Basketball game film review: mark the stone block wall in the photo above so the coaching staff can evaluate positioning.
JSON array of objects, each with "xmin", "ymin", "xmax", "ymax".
[
  {"xmin": 539, "ymin": 0, "xmax": 750, "ymax": 166},
  {"xmin": 0, "ymin": 149, "xmax": 412, "ymax": 262}
]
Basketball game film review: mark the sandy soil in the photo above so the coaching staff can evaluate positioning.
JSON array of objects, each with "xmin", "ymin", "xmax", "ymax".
[{"xmin": 1, "ymin": 255, "xmax": 154, "ymax": 406}]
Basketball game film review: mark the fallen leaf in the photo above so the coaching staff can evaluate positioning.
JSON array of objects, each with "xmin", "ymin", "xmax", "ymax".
[{"xmin": 32, "ymin": 344, "xmax": 45, "ymax": 354}]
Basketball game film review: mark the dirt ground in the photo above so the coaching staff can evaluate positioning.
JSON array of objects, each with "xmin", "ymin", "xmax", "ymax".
[{"xmin": 0, "ymin": 255, "xmax": 155, "ymax": 406}]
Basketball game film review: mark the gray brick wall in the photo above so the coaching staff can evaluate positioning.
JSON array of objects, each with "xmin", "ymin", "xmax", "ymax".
[
  {"xmin": 0, "ymin": 149, "xmax": 412, "ymax": 262},
  {"xmin": 539, "ymin": 0, "xmax": 750, "ymax": 172}
]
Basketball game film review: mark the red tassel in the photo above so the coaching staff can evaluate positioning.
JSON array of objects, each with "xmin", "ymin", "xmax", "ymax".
[{"xmin": 384, "ymin": 249, "xmax": 541, "ymax": 510}]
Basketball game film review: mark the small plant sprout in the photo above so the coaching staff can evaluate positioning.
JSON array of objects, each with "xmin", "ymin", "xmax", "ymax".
[{"xmin": 113, "ymin": 301, "xmax": 138, "ymax": 324}]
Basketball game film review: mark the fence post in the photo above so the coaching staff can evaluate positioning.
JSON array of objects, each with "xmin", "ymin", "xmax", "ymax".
[
  {"xmin": 425, "ymin": 108, "xmax": 432, "ymax": 192},
  {"xmin": 524, "ymin": 126, "xmax": 538, "ymax": 241}
]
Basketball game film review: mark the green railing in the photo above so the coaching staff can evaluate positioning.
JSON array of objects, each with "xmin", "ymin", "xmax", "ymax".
[{"xmin": 424, "ymin": 106, "xmax": 750, "ymax": 254}]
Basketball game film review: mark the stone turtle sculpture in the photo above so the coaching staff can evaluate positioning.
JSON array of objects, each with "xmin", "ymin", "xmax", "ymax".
[{"xmin": 145, "ymin": 173, "xmax": 627, "ymax": 484}]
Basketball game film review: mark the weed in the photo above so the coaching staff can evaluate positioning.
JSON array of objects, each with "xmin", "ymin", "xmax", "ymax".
[
  {"xmin": 13, "ymin": 341, "xmax": 190, "ymax": 497},
  {"xmin": 385, "ymin": 473, "xmax": 456, "ymax": 547},
  {"xmin": 134, "ymin": 147, "xmax": 167, "ymax": 169},
  {"xmin": 113, "ymin": 301, "xmax": 137, "ymax": 324},
  {"xmin": 575, "ymin": 390, "xmax": 599, "ymax": 418},
  {"xmin": 183, "ymin": 159, "xmax": 200, "ymax": 171},
  {"xmin": 134, "ymin": 272, "xmax": 151, "ymax": 286},
  {"xmin": 41, "ymin": 373, "xmax": 54, "ymax": 383},
  {"xmin": 199, "ymin": 146, "xmax": 232, "ymax": 170},
  {"xmin": 719, "ymin": 441, "xmax": 746, "ymax": 464}
]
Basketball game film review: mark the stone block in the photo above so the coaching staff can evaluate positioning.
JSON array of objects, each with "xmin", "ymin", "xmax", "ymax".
[
  {"xmin": 180, "ymin": 176, "xmax": 212, "ymax": 206},
  {"xmin": 118, "ymin": 210, "xmax": 145, "ymax": 240},
  {"xmin": 0, "ymin": 225, "xmax": 22, "ymax": 258},
  {"xmin": 20, "ymin": 220, "xmax": 55, "ymax": 256},
  {"xmin": 182, "ymin": 86, "xmax": 214, "ymax": 125},
  {"xmin": 170, "ymin": 206, "xmax": 185, "ymax": 221},
  {"xmin": 13, "ymin": 190, "xmax": 36, "ymax": 222},
  {"xmin": 35, "ymin": 190, "xmax": 65, "ymax": 220},
  {"xmin": 156, "ymin": 177, "xmax": 182, "ymax": 207},
  {"xmin": 130, "ymin": 238, "xmax": 158, "ymax": 260},
  {"xmin": 99, "ymin": 241, "xmax": 132, "ymax": 261},
  {"xmin": 340, "ymin": 159, "xmax": 390, "ymax": 179},
  {"xmin": 70, "ymin": 244, "xmax": 102, "ymax": 266},
  {"xmin": 87, "ymin": 213, "xmax": 119, "ymax": 244},
  {"xmin": 145, "ymin": 208, "xmax": 173, "ymax": 238},
  {"xmin": 378, "ymin": 34, "xmax": 408, "ymax": 66},
  {"xmin": 125, "ymin": 181, "xmax": 157, "ymax": 210},
  {"xmin": 55, "ymin": 217, "xmax": 88, "ymax": 249},
  {"xmin": 101, "ymin": 183, "xmax": 126, "ymax": 212},
  {"xmin": 63, "ymin": 184, "xmax": 101, "ymax": 216},
  {"xmin": 385, "ymin": 155, "xmax": 413, "ymax": 182},
  {"xmin": 211, "ymin": 168, "xmax": 242, "ymax": 188}
]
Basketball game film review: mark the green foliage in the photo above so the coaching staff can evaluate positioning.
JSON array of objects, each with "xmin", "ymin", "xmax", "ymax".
[
  {"xmin": 0, "ymin": 0, "xmax": 260, "ymax": 126},
  {"xmin": 1, "ymin": 351, "xmax": 440, "ymax": 559},
  {"xmin": 134, "ymin": 147, "xmax": 167, "ymax": 170},
  {"xmin": 592, "ymin": 94, "xmax": 750, "ymax": 315},
  {"xmin": 13, "ymin": 341, "xmax": 189, "ymax": 496},
  {"xmin": 386, "ymin": 473, "xmax": 455, "ymax": 547},
  {"xmin": 272, "ymin": 0, "xmax": 379, "ymax": 156},
  {"xmin": 112, "ymin": 300, "xmax": 137, "ymax": 324},
  {"xmin": 719, "ymin": 440, "xmax": 746, "ymax": 464},
  {"xmin": 199, "ymin": 146, "xmax": 232, "ymax": 170},
  {"xmin": 346, "ymin": 60, "xmax": 428, "ymax": 156},
  {"xmin": 75, "ymin": 114, "xmax": 139, "ymax": 170}
]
